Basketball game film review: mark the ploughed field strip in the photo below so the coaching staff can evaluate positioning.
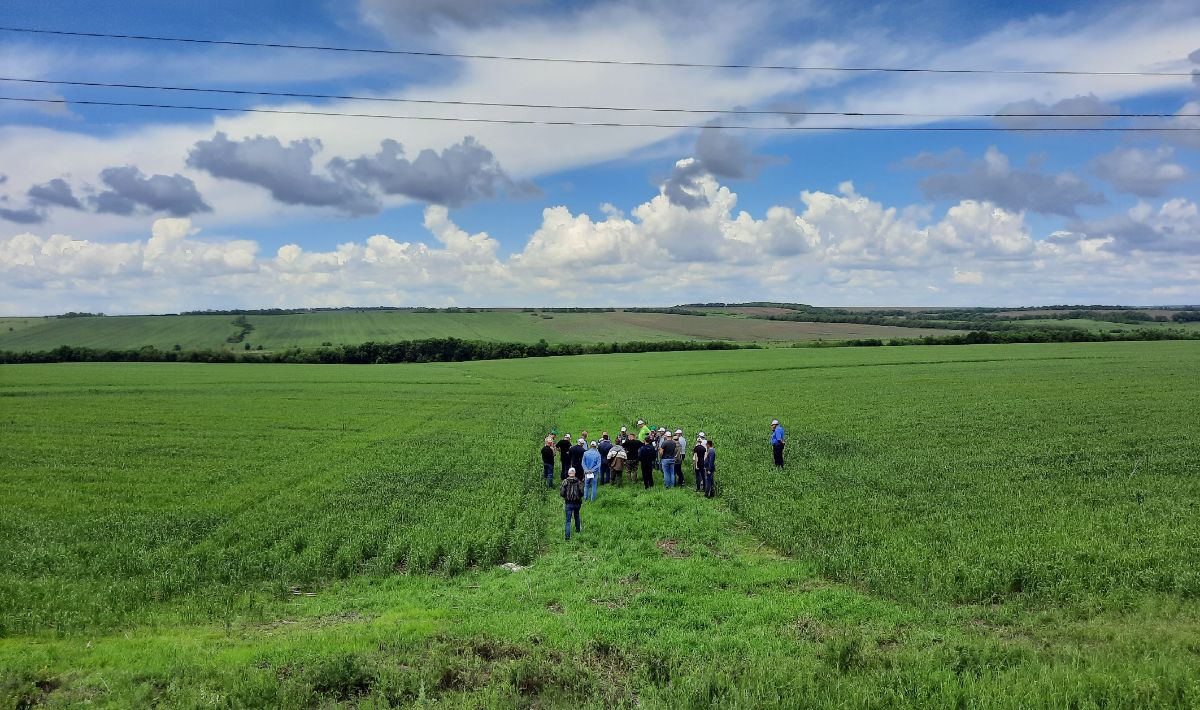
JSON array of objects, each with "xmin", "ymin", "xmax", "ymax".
[{"xmin": 2, "ymin": 341, "xmax": 1199, "ymax": 707}]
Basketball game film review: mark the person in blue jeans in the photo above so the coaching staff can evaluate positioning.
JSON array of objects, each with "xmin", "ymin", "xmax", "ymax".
[
  {"xmin": 540, "ymin": 437, "xmax": 556, "ymax": 488},
  {"xmin": 703, "ymin": 438, "xmax": 716, "ymax": 498},
  {"xmin": 582, "ymin": 440, "xmax": 601, "ymax": 501},
  {"xmin": 659, "ymin": 432, "xmax": 678, "ymax": 488},
  {"xmin": 560, "ymin": 468, "xmax": 584, "ymax": 540}
]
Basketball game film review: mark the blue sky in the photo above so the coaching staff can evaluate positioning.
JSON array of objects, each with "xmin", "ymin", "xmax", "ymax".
[{"xmin": 1, "ymin": 0, "xmax": 1198, "ymax": 313}]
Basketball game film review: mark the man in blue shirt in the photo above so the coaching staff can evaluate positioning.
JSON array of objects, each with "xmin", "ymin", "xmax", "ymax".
[
  {"xmin": 770, "ymin": 419, "xmax": 785, "ymax": 469},
  {"xmin": 582, "ymin": 441, "xmax": 601, "ymax": 501}
]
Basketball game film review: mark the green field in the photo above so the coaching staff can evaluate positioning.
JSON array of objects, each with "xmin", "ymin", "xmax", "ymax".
[
  {"xmin": 1021, "ymin": 318, "xmax": 1200, "ymax": 333},
  {"xmin": 0, "ymin": 310, "xmax": 964, "ymax": 352},
  {"xmin": 3, "ymin": 342, "xmax": 1199, "ymax": 707}
]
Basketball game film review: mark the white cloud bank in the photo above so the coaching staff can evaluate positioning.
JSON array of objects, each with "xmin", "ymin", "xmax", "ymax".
[{"xmin": 3, "ymin": 172, "xmax": 1196, "ymax": 314}]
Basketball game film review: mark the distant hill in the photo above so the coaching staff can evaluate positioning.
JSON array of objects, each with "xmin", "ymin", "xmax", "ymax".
[{"xmin": 0, "ymin": 309, "xmax": 966, "ymax": 352}]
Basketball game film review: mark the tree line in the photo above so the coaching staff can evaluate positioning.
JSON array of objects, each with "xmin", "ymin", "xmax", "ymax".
[{"xmin": 3, "ymin": 328, "xmax": 1197, "ymax": 366}]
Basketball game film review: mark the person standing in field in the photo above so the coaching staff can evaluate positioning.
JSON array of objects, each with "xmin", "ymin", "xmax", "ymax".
[
  {"xmin": 540, "ymin": 437, "xmax": 556, "ymax": 488},
  {"xmin": 770, "ymin": 419, "xmax": 786, "ymax": 469},
  {"xmin": 659, "ymin": 430, "xmax": 678, "ymax": 488},
  {"xmin": 638, "ymin": 435, "xmax": 657, "ymax": 489},
  {"xmin": 607, "ymin": 439, "xmax": 627, "ymax": 487},
  {"xmin": 560, "ymin": 468, "xmax": 584, "ymax": 540},
  {"xmin": 674, "ymin": 429, "xmax": 687, "ymax": 487},
  {"xmin": 583, "ymin": 441, "xmax": 601, "ymax": 501},
  {"xmin": 569, "ymin": 437, "xmax": 586, "ymax": 479},
  {"xmin": 597, "ymin": 433, "xmax": 614, "ymax": 484},
  {"xmin": 637, "ymin": 419, "xmax": 652, "ymax": 442},
  {"xmin": 703, "ymin": 439, "xmax": 716, "ymax": 498},
  {"xmin": 693, "ymin": 433, "xmax": 707, "ymax": 492},
  {"xmin": 622, "ymin": 433, "xmax": 642, "ymax": 484},
  {"xmin": 617, "ymin": 426, "xmax": 629, "ymax": 445},
  {"xmin": 557, "ymin": 433, "xmax": 573, "ymax": 480}
]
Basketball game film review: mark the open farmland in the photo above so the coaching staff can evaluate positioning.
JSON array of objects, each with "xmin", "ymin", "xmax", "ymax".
[
  {"xmin": 0, "ymin": 310, "xmax": 964, "ymax": 353},
  {"xmin": 2, "ymin": 341, "xmax": 1199, "ymax": 707}
]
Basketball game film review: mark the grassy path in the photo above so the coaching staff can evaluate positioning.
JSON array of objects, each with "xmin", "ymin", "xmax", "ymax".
[{"xmin": 5, "ymin": 476, "xmax": 1198, "ymax": 708}]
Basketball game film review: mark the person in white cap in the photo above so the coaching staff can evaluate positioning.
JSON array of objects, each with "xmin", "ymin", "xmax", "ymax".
[
  {"xmin": 560, "ymin": 468, "xmax": 583, "ymax": 540},
  {"xmin": 617, "ymin": 426, "xmax": 629, "ymax": 445},
  {"xmin": 674, "ymin": 429, "xmax": 687, "ymax": 486},
  {"xmin": 557, "ymin": 433, "xmax": 573, "ymax": 480},
  {"xmin": 582, "ymin": 441, "xmax": 601, "ymax": 501},
  {"xmin": 569, "ymin": 437, "xmax": 586, "ymax": 478},
  {"xmin": 658, "ymin": 429, "xmax": 678, "ymax": 488},
  {"xmin": 692, "ymin": 433, "xmax": 707, "ymax": 492},
  {"xmin": 770, "ymin": 419, "xmax": 786, "ymax": 468},
  {"xmin": 637, "ymin": 419, "xmax": 651, "ymax": 442}
]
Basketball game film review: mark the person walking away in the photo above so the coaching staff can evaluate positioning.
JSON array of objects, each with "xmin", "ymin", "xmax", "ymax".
[
  {"xmin": 674, "ymin": 429, "xmax": 687, "ymax": 487},
  {"xmin": 607, "ymin": 440, "xmax": 627, "ymax": 487},
  {"xmin": 540, "ymin": 437, "xmax": 556, "ymax": 488},
  {"xmin": 557, "ymin": 433, "xmax": 573, "ymax": 480},
  {"xmin": 693, "ymin": 433, "xmax": 707, "ymax": 492},
  {"xmin": 638, "ymin": 435, "xmax": 657, "ymax": 489},
  {"xmin": 770, "ymin": 419, "xmax": 785, "ymax": 469},
  {"xmin": 597, "ymin": 433, "xmax": 613, "ymax": 484},
  {"xmin": 659, "ymin": 432, "xmax": 678, "ymax": 488},
  {"xmin": 569, "ymin": 437, "xmax": 586, "ymax": 479},
  {"xmin": 560, "ymin": 468, "xmax": 584, "ymax": 540},
  {"xmin": 704, "ymin": 439, "xmax": 716, "ymax": 498},
  {"xmin": 583, "ymin": 441, "xmax": 601, "ymax": 501},
  {"xmin": 622, "ymin": 434, "xmax": 642, "ymax": 483}
]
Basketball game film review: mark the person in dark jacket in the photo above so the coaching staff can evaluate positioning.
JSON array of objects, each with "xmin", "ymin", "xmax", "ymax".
[
  {"xmin": 560, "ymin": 468, "xmax": 584, "ymax": 540},
  {"xmin": 638, "ymin": 435, "xmax": 657, "ymax": 489},
  {"xmin": 569, "ymin": 437, "xmax": 586, "ymax": 478},
  {"xmin": 556, "ymin": 433, "xmax": 573, "ymax": 480},
  {"xmin": 621, "ymin": 435, "xmax": 642, "ymax": 483},
  {"xmin": 597, "ymin": 433, "xmax": 613, "ymax": 484},
  {"xmin": 693, "ymin": 434, "xmax": 707, "ymax": 492},
  {"xmin": 540, "ymin": 437, "xmax": 556, "ymax": 488},
  {"xmin": 703, "ymin": 439, "xmax": 716, "ymax": 498}
]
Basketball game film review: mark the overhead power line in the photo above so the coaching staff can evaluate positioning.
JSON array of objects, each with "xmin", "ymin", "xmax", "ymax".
[
  {"xmin": 3, "ymin": 95, "xmax": 1196, "ymax": 131},
  {"xmin": 0, "ymin": 26, "xmax": 1193, "ymax": 78},
  {"xmin": 2, "ymin": 76, "xmax": 1196, "ymax": 119}
]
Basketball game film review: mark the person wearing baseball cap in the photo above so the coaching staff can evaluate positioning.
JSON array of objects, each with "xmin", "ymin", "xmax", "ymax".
[
  {"xmin": 569, "ymin": 437, "xmax": 586, "ymax": 479},
  {"xmin": 557, "ymin": 433, "xmax": 573, "ymax": 480},
  {"xmin": 582, "ymin": 441, "xmax": 601, "ymax": 501},
  {"xmin": 637, "ymin": 419, "xmax": 651, "ymax": 442},
  {"xmin": 692, "ymin": 434, "xmax": 707, "ymax": 492},
  {"xmin": 770, "ymin": 419, "xmax": 786, "ymax": 469}
]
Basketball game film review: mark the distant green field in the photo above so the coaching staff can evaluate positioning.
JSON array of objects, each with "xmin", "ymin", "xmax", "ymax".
[
  {"xmin": 0, "ymin": 310, "xmax": 965, "ymax": 351},
  {"xmin": 2, "ymin": 342, "xmax": 1199, "ymax": 707},
  {"xmin": 1021, "ymin": 318, "xmax": 1200, "ymax": 333}
]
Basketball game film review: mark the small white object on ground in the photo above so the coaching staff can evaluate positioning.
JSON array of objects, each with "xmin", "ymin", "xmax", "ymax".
[{"xmin": 500, "ymin": 562, "xmax": 526, "ymax": 572}]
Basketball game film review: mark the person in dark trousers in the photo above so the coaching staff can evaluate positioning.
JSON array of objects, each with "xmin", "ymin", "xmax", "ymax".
[
  {"xmin": 638, "ymin": 435, "xmax": 657, "ymax": 489},
  {"xmin": 770, "ymin": 419, "xmax": 785, "ymax": 468},
  {"xmin": 540, "ymin": 437, "xmax": 556, "ymax": 488},
  {"xmin": 556, "ymin": 433, "xmax": 573, "ymax": 480},
  {"xmin": 607, "ymin": 441, "xmax": 627, "ymax": 487},
  {"xmin": 693, "ymin": 434, "xmax": 707, "ymax": 492},
  {"xmin": 569, "ymin": 437, "xmax": 586, "ymax": 479},
  {"xmin": 703, "ymin": 438, "xmax": 716, "ymax": 498},
  {"xmin": 560, "ymin": 468, "xmax": 584, "ymax": 540},
  {"xmin": 597, "ymin": 433, "xmax": 613, "ymax": 484},
  {"xmin": 621, "ymin": 434, "xmax": 642, "ymax": 484}
]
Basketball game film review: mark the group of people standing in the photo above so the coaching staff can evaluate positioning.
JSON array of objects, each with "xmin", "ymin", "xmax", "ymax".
[{"xmin": 542, "ymin": 418, "xmax": 782, "ymax": 541}]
